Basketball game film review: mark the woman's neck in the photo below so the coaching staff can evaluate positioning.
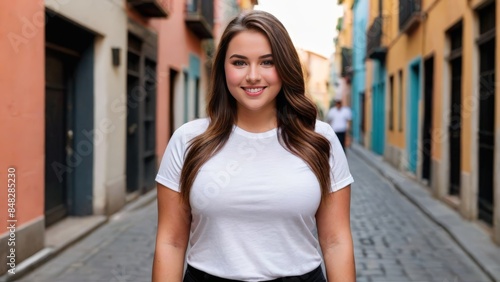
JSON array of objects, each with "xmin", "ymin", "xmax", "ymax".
[{"xmin": 235, "ymin": 108, "xmax": 277, "ymax": 133}]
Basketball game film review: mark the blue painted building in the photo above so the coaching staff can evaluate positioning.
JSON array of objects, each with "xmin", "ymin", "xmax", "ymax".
[
  {"xmin": 351, "ymin": 0, "xmax": 368, "ymax": 143},
  {"xmin": 365, "ymin": 12, "xmax": 388, "ymax": 155}
]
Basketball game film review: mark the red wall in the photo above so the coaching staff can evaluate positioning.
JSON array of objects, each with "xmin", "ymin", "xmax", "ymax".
[
  {"xmin": 0, "ymin": 1, "xmax": 45, "ymax": 231},
  {"xmin": 152, "ymin": 0, "xmax": 204, "ymax": 159}
]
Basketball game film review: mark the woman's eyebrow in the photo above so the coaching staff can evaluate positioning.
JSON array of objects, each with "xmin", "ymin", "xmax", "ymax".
[{"xmin": 228, "ymin": 54, "xmax": 273, "ymax": 59}]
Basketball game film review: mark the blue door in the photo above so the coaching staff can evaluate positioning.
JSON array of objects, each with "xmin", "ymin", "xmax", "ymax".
[
  {"xmin": 372, "ymin": 83, "xmax": 385, "ymax": 154},
  {"xmin": 407, "ymin": 60, "xmax": 421, "ymax": 173},
  {"xmin": 371, "ymin": 62, "xmax": 385, "ymax": 155}
]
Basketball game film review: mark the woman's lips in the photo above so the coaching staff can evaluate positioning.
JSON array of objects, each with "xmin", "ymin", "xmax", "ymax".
[{"xmin": 242, "ymin": 87, "xmax": 265, "ymax": 96}]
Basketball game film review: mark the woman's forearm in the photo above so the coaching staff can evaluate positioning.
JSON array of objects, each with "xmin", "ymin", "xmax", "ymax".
[
  {"xmin": 322, "ymin": 241, "xmax": 356, "ymax": 282},
  {"xmin": 152, "ymin": 243, "xmax": 187, "ymax": 282}
]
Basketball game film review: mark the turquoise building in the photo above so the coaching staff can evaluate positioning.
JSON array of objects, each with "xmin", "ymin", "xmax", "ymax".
[{"xmin": 351, "ymin": 0, "xmax": 368, "ymax": 143}]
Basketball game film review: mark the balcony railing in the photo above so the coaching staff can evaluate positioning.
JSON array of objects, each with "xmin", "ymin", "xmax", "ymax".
[
  {"xmin": 341, "ymin": 47, "xmax": 352, "ymax": 79},
  {"xmin": 399, "ymin": 0, "xmax": 422, "ymax": 33},
  {"xmin": 127, "ymin": 0, "xmax": 169, "ymax": 18},
  {"xmin": 185, "ymin": 0, "xmax": 214, "ymax": 39},
  {"xmin": 366, "ymin": 16, "xmax": 387, "ymax": 61}
]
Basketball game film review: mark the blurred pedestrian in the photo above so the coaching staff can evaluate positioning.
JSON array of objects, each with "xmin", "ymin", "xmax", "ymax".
[
  {"xmin": 153, "ymin": 10, "xmax": 355, "ymax": 282},
  {"xmin": 326, "ymin": 99, "xmax": 352, "ymax": 151}
]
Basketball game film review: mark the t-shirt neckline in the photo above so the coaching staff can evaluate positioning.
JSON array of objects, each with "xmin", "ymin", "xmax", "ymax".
[{"xmin": 232, "ymin": 125, "xmax": 277, "ymax": 138}]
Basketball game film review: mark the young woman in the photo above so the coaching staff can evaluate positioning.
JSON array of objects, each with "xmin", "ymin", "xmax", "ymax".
[{"xmin": 153, "ymin": 10, "xmax": 355, "ymax": 282}]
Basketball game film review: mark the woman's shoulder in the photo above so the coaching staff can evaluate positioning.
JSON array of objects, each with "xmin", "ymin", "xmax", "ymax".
[
  {"xmin": 314, "ymin": 120, "xmax": 334, "ymax": 136},
  {"xmin": 173, "ymin": 118, "xmax": 210, "ymax": 140}
]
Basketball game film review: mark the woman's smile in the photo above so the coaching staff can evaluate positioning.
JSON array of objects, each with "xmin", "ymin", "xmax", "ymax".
[{"xmin": 242, "ymin": 86, "xmax": 266, "ymax": 96}]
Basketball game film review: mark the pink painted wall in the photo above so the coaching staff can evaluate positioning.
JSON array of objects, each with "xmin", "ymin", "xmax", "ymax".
[
  {"xmin": 0, "ymin": 1, "xmax": 45, "ymax": 231},
  {"xmin": 152, "ymin": 0, "xmax": 204, "ymax": 159}
]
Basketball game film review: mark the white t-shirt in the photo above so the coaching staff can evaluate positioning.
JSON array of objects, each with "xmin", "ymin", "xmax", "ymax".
[
  {"xmin": 156, "ymin": 118, "xmax": 354, "ymax": 281},
  {"xmin": 326, "ymin": 106, "xmax": 352, "ymax": 133}
]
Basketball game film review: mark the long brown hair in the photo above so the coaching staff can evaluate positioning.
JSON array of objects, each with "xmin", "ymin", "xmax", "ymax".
[{"xmin": 179, "ymin": 10, "xmax": 331, "ymax": 203}]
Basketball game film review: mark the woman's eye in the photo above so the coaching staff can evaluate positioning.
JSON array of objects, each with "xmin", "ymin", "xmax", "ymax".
[
  {"xmin": 232, "ymin": 60, "xmax": 246, "ymax": 66},
  {"xmin": 262, "ymin": 60, "xmax": 274, "ymax": 66}
]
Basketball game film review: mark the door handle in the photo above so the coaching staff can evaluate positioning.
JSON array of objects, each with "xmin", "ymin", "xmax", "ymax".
[
  {"xmin": 128, "ymin": 123, "xmax": 138, "ymax": 135},
  {"xmin": 66, "ymin": 130, "xmax": 73, "ymax": 156}
]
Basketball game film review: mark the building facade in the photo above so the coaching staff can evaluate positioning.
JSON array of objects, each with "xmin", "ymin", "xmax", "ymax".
[
  {"xmin": 0, "ymin": 0, "xmax": 249, "ymax": 277},
  {"xmin": 351, "ymin": 0, "xmax": 369, "ymax": 144},
  {"xmin": 422, "ymin": 0, "xmax": 499, "ymax": 244},
  {"xmin": 0, "ymin": 0, "xmax": 46, "ymax": 275},
  {"xmin": 338, "ymin": 0, "xmax": 500, "ymax": 244},
  {"xmin": 0, "ymin": 0, "xmax": 137, "ymax": 276},
  {"xmin": 365, "ymin": 0, "xmax": 392, "ymax": 155},
  {"xmin": 332, "ymin": 0, "xmax": 354, "ymax": 107},
  {"xmin": 298, "ymin": 49, "xmax": 331, "ymax": 118}
]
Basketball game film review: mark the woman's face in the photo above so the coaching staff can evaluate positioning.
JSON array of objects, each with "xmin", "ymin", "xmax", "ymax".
[{"xmin": 224, "ymin": 30, "xmax": 282, "ymax": 116}]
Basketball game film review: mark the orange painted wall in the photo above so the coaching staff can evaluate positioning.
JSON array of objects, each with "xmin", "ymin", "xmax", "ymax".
[
  {"xmin": 386, "ymin": 17, "xmax": 424, "ymax": 150},
  {"xmin": 152, "ymin": 0, "xmax": 204, "ymax": 158},
  {"xmin": 386, "ymin": 36, "xmax": 408, "ymax": 149},
  {"xmin": 0, "ymin": 1, "xmax": 45, "ymax": 232}
]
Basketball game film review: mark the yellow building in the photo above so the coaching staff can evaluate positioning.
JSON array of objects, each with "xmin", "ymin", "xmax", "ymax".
[
  {"xmin": 361, "ymin": 0, "xmax": 499, "ymax": 244},
  {"xmin": 298, "ymin": 49, "xmax": 331, "ymax": 118}
]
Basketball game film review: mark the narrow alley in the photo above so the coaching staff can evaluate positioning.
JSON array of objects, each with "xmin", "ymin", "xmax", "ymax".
[{"xmin": 16, "ymin": 149, "xmax": 492, "ymax": 282}]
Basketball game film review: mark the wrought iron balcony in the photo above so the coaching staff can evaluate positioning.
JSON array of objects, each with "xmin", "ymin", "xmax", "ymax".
[
  {"xmin": 127, "ymin": 0, "xmax": 169, "ymax": 18},
  {"xmin": 366, "ymin": 16, "xmax": 387, "ymax": 61},
  {"xmin": 399, "ymin": 0, "xmax": 422, "ymax": 33},
  {"xmin": 341, "ymin": 47, "xmax": 352, "ymax": 79},
  {"xmin": 185, "ymin": 0, "xmax": 214, "ymax": 39}
]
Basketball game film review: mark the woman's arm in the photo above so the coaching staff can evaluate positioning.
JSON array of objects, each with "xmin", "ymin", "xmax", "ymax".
[
  {"xmin": 316, "ymin": 185, "xmax": 355, "ymax": 282},
  {"xmin": 152, "ymin": 184, "xmax": 191, "ymax": 282}
]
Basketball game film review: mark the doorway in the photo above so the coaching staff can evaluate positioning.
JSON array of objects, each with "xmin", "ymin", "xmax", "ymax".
[
  {"xmin": 360, "ymin": 91, "xmax": 366, "ymax": 146},
  {"xmin": 169, "ymin": 68, "xmax": 179, "ymax": 136},
  {"xmin": 447, "ymin": 23, "xmax": 463, "ymax": 196},
  {"xmin": 45, "ymin": 13, "xmax": 94, "ymax": 226},
  {"xmin": 477, "ymin": 2, "xmax": 495, "ymax": 225},
  {"xmin": 407, "ymin": 60, "xmax": 421, "ymax": 174},
  {"xmin": 44, "ymin": 49, "xmax": 76, "ymax": 226},
  {"xmin": 422, "ymin": 56, "xmax": 434, "ymax": 183},
  {"xmin": 126, "ymin": 30, "xmax": 158, "ymax": 193},
  {"xmin": 371, "ymin": 63, "xmax": 385, "ymax": 155}
]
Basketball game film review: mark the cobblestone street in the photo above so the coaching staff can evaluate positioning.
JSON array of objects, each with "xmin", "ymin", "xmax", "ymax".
[
  {"xmin": 17, "ymin": 150, "xmax": 492, "ymax": 282},
  {"xmin": 348, "ymin": 152, "xmax": 491, "ymax": 282}
]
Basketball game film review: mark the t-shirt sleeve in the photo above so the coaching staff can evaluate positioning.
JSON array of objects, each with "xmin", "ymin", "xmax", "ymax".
[
  {"xmin": 155, "ymin": 126, "xmax": 187, "ymax": 192},
  {"xmin": 320, "ymin": 123, "xmax": 354, "ymax": 192}
]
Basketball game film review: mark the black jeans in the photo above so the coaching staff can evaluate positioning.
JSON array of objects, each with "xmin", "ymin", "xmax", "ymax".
[
  {"xmin": 183, "ymin": 264, "xmax": 326, "ymax": 282},
  {"xmin": 336, "ymin": 131, "xmax": 346, "ymax": 151}
]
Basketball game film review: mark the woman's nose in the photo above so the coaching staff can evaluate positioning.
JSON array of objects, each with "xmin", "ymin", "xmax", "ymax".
[{"xmin": 246, "ymin": 65, "xmax": 261, "ymax": 82}]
